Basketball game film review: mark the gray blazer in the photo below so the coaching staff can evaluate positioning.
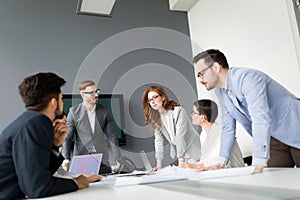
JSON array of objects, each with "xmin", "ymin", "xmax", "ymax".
[
  {"xmin": 154, "ymin": 106, "xmax": 201, "ymax": 162},
  {"xmin": 62, "ymin": 103, "xmax": 120, "ymax": 166}
]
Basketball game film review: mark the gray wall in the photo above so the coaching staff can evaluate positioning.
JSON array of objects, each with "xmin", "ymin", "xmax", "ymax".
[{"xmin": 0, "ymin": 0, "xmax": 197, "ymax": 168}]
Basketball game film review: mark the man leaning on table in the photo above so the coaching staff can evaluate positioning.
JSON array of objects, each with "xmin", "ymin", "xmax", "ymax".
[
  {"xmin": 193, "ymin": 49, "xmax": 300, "ymax": 173},
  {"xmin": 0, "ymin": 72, "xmax": 102, "ymax": 200}
]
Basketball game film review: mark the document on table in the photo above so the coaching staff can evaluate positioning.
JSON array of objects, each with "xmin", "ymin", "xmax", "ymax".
[
  {"xmin": 95, "ymin": 172, "xmax": 186, "ymax": 187},
  {"xmin": 157, "ymin": 166, "xmax": 256, "ymax": 180},
  {"xmin": 112, "ymin": 170, "xmax": 153, "ymax": 177},
  {"xmin": 93, "ymin": 166, "xmax": 255, "ymax": 187}
]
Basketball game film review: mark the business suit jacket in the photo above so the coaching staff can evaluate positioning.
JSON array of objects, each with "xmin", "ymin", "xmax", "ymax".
[
  {"xmin": 62, "ymin": 103, "xmax": 120, "ymax": 167},
  {"xmin": 0, "ymin": 110, "xmax": 77, "ymax": 200},
  {"xmin": 200, "ymin": 122, "xmax": 244, "ymax": 167},
  {"xmin": 154, "ymin": 106, "xmax": 201, "ymax": 162},
  {"xmin": 215, "ymin": 67, "xmax": 300, "ymax": 166}
]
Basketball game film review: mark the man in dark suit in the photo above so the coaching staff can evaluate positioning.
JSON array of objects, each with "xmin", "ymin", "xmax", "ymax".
[
  {"xmin": 62, "ymin": 80, "xmax": 120, "ymax": 174},
  {"xmin": 0, "ymin": 73, "xmax": 102, "ymax": 200}
]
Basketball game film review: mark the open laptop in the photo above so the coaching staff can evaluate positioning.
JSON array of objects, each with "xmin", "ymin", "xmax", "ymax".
[
  {"xmin": 69, "ymin": 153, "xmax": 102, "ymax": 174},
  {"xmin": 139, "ymin": 150, "xmax": 152, "ymax": 171}
]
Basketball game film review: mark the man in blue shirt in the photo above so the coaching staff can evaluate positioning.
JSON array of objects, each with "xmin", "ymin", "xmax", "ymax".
[{"xmin": 193, "ymin": 49, "xmax": 300, "ymax": 173}]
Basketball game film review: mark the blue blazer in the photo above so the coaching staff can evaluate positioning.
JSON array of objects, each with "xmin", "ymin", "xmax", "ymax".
[{"xmin": 215, "ymin": 67, "xmax": 300, "ymax": 166}]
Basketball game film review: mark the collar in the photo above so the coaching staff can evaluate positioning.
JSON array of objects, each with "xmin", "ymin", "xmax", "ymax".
[
  {"xmin": 84, "ymin": 104, "xmax": 96, "ymax": 113},
  {"xmin": 224, "ymin": 67, "xmax": 233, "ymax": 92}
]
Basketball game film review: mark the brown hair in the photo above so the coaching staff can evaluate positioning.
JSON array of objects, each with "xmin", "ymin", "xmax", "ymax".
[
  {"xmin": 18, "ymin": 72, "xmax": 66, "ymax": 111},
  {"xmin": 79, "ymin": 80, "xmax": 95, "ymax": 91},
  {"xmin": 142, "ymin": 85, "xmax": 180, "ymax": 131},
  {"xmin": 193, "ymin": 49, "xmax": 229, "ymax": 69}
]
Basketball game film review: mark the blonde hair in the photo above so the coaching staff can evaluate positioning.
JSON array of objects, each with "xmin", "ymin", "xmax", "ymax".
[{"xmin": 78, "ymin": 80, "xmax": 95, "ymax": 91}]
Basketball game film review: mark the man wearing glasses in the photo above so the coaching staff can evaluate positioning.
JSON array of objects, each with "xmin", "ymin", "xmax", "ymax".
[
  {"xmin": 193, "ymin": 49, "xmax": 300, "ymax": 173},
  {"xmin": 61, "ymin": 80, "xmax": 120, "ymax": 174}
]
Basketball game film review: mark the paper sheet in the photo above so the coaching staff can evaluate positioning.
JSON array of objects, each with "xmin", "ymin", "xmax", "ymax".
[
  {"xmin": 157, "ymin": 166, "xmax": 255, "ymax": 180},
  {"xmin": 93, "ymin": 166, "xmax": 255, "ymax": 187},
  {"xmin": 96, "ymin": 174, "xmax": 186, "ymax": 187}
]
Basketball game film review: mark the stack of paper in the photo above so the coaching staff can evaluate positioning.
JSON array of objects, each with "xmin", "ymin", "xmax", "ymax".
[
  {"xmin": 157, "ymin": 166, "xmax": 255, "ymax": 180},
  {"xmin": 95, "ymin": 166, "xmax": 255, "ymax": 187},
  {"xmin": 99, "ymin": 173, "xmax": 186, "ymax": 187}
]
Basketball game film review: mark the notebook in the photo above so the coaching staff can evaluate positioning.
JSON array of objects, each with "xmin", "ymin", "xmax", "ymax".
[{"xmin": 69, "ymin": 153, "xmax": 102, "ymax": 174}]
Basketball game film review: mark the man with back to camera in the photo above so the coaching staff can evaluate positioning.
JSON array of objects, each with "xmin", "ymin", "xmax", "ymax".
[
  {"xmin": 193, "ymin": 49, "xmax": 300, "ymax": 173},
  {"xmin": 0, "ymin": 72, "xmax": 102, "ymax": 199},
  {"xmin": 61, "ymin": 80, "xmax": 120, "ymax": 174}
]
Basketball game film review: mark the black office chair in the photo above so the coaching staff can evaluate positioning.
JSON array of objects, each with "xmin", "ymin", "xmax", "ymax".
[{"xmin": 243, "ymin": 156, "xmax": 252, "ymax": 166}]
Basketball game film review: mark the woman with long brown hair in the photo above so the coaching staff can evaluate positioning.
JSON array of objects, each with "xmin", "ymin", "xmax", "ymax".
[{"xmin": 142, "ymin": 85, "xmax": 201, "ymax": 171}]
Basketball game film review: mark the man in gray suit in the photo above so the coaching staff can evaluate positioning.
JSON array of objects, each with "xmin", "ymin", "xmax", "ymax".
[{"xmin": 62, "ymin": 80, "xmax": 120, "ymax": 174}]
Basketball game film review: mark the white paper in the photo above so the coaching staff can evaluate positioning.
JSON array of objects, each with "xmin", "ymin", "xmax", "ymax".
[
  {"xmin": 95, "ymin": 173, "xmax": 186, "ymax": 187},
  {"xmin": 94, "ymin": 166, "xmax": 255, "ymax": 187},
  {"xmin": 156, "ymin": 166, "xmax": 255, "ymax": 180}
]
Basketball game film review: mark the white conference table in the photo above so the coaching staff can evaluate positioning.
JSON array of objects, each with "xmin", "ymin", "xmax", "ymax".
[{"xmin": 37, "ymin": 168, "xmax": 300, "ymax": 200}]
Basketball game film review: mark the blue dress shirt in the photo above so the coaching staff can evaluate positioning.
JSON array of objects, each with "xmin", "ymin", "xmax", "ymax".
[{"xmin": 215, "ymin": 67, "xmax": 300, "ymax": 166}]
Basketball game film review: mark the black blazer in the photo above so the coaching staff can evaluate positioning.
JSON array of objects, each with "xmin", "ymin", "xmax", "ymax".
[{"xmin": 0, "ymin": 110, "xmax": 78, "ymax": 200}]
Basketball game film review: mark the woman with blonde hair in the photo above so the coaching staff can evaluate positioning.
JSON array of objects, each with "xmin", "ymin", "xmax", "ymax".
[{"xmin": 142, "ymin": 85, "xmax": 201, "ymax": 171}]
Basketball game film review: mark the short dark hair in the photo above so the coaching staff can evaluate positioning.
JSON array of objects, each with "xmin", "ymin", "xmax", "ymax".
[
  {"xmin": 193, "ymin": 99, "xmax": 218, "ymax": 123},
  {"xmin": 193, "ymin": 49, "xmax": 229, "ymax": 69},
  {"xmin": 18, "ymin": 72, "xmax": 66, "ymax": 111}
]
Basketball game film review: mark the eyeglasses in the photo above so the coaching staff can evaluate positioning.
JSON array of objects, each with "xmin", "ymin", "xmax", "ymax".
[
  {"xmin": 147, "ymin": 95, "xmax": 161, "ymax": 103},
  {"xmin": 82, "ymin": 89, "xmax": 100, "ymax": 95},
  {"xmin": 197, "ymin": 63, "xmax": 214, "ymax": 78}
]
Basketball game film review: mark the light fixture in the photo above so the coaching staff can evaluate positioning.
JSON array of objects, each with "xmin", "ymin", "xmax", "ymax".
[
  {"xmin": 77, "ymin": 0, "xmax": 116, "ymax": 17},
  {"xmin": 169, "ymin": 0, "xmax": 198, "ymax": 12}
]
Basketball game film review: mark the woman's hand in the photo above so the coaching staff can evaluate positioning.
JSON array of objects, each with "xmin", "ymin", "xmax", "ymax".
[
  {"xmin": 150, "ymin": 166, "xmax": 161, "ymax": 172},
  {"xmin": 195, "ymin": 163, "xmax": 225, "ymax": 172},
  {"xmin": 179, "ymin": 163, "xmax": 205, "ymax": 169}
]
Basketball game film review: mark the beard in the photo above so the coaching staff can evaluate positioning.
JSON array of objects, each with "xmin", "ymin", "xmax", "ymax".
[
  {"xmin": 92, "ymin": 97, "xmax": 98, "ymax": 104},
  {"xmin": 54, "ymin": 104, "xmax": 63, "ymax": 119},
  {"xmin": 206, "ymin": 77, "xmax": 218, "ymax": 91}
]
